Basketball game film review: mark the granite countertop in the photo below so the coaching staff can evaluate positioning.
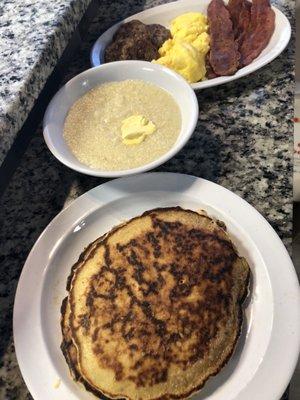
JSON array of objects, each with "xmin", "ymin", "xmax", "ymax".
[
  {"xmin": 0, "ymin": 0, "xmax": 92, "ymax": 165},
  {"xmin": 0, "ymin": 0, "xmax": 294, "ymax": 399}
]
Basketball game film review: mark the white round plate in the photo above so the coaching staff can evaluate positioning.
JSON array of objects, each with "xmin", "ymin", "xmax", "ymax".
[
  {"xmin": 14, "ymin": 173, "xmax": 300, "ymax": 400},
  {"xmin": 90, "ymin": 0, "xmax": 291, "ymax": 91}
]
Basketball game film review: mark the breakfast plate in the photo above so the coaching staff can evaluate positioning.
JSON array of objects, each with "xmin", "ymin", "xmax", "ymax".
[
  {"xmin": 90, "ymin": 0, "xmax": 291, "ymax": 90},
  {"xmin": 13, "ymin": 173, "xmax": 299, "ymax": 400}
]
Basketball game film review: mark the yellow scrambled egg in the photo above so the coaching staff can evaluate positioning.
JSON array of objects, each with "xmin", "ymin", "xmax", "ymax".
[
  {"xmin": 153, "ymin": 12, "xmax": 210, "ymax": 83},
  {"xmin": 121, "ymin": 115, "xmax": 156, "ymax": 145}
]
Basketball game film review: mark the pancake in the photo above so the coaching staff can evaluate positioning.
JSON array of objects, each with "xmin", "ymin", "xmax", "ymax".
[
  {"xmin": 61, "ymin": 207, "xmax": 250, "ymax": 400},
  {"xmin": 61, "ymin": 235, "xmax": 109, "ymax": 382}
]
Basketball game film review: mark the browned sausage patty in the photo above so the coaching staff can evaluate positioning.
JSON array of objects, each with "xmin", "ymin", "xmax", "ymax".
[{"xmin": 105, "ymin": 20, "xmax": 170, "ymax": 63}]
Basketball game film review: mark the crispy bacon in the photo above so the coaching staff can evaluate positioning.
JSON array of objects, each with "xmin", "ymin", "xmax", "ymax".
[
  {"xmin": 239, "ymin": 0, "xmax": 275, "ymax": 67},
  {"xmin": 207, "ymin": 0, "xmax": 240, "ymax": 76},
  {"xmin": 205, "ymin": 54, "xmax": 218, "ymax": 79},
  {"xmin": 227, "ymin": 0, "xmax": 251, "ymax": 44}
]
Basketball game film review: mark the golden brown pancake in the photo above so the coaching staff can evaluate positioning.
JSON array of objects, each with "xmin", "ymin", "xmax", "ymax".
[{"xmin": 61, "ymin": 207, "xmax": 250, "ymax": 400}]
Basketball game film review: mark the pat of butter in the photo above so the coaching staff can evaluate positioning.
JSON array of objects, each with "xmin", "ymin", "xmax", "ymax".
[
  {"xmin": 53, "ymin": 378, "xmax": 61, "ymax": 389},
  {"xmin": 121, "ymin": 115, "xmax": 156, "ymax": 145}
]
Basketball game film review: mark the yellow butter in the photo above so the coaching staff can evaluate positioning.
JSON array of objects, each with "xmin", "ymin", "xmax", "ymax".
[{"xmin": 121, "ymin": 115, "xmax": 156, "ymax": 145}]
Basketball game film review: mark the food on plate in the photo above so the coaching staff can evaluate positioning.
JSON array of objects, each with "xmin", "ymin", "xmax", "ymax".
[
  {"xmin": 61, "ymin": 235, "xmax": 105, "ymax": 382},
  {"xmin": 207, "ymin": 0, "xmax": 240, "ymax": 76},
  {"xmin": 153, "ymin": 13, "xmax": 210, "ymax": 82},
  {"xmin": 154, "ymin": 40, "xmax": 209, "ymax": 83},
  {"xmin": 227, "ymin": 0, "xmax": 251, "ymax": 44},
  {"xmin": 105, "ymin": 37, "xmax": 158, "ymax": 63},
  {"xmin": 105, "ymin": 20, "xmax": 171, "ymax": 62},
  {"xmin": 103, "ymin": 0, "xmax": 276, "ymax": 82},
  {"xmin": 169, "ymin": 12, "xmax": 209, "ymax": 43},
  {"xmin": 207, "ymin": 0, "xmax": 275, "ymax": 74},
  {"xmin": 147, "ymin": 23, "xmax": 173, "ymax": 48},
  {"xmin": 238, "ymin": 0, "xmax": 275, "ymax": 67},
  {"xmin": 113, "ymin": 20, "xmax": 151, "ymax": 42},
  {"xmin": 63, "ymin": 80, "xmax": 181, "ymax": 170},
  {"xmin": 61, "ymin": 207, "xmax": 250, "ymax": 400},
  {"xmin": 205, "ymin": 53, "xmax": 218, "ymax": 79}
]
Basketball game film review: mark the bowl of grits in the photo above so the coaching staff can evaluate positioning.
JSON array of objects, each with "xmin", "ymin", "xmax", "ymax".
[{"xmin": 43, "ymin": 61, "xmax": 198, "ymax": 177}]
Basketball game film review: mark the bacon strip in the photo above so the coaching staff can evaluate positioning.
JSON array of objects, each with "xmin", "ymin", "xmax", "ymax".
[
  {"xmin": 205, "ymin": 54, "xmax": 218, "ymax": 79},
  {"xmin": 239, "ymin": 0, "xmax": 275, "ymax": 67},
  {"xmin": 227, "ymin": 0, "xmax": 251, "ymax": 44},
  {"xmin": 207, "ymin": 0, "xmax": 240, "ymax": 76}
]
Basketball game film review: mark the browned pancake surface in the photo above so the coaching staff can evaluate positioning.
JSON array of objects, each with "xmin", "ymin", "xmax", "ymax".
[{"xmin": 62, "ymin": 207, "xmax": 250, "ymax": 400}]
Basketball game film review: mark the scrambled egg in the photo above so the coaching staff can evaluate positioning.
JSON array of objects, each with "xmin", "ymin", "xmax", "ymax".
[
  {"xmin": 153, "ymin": 12, "xmax": 210, "ymax": 83},
  {"xmin": 170, "ymin": 12, "xmax": 208, "ymax": 42},
  {"xmin": 121, "ymin": 115, "xmax": 156, "ymax": 145}
]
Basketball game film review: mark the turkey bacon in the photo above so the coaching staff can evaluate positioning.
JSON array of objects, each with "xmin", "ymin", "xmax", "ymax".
[
  {"xmin": 207, "ymin": 0, "xmax": 240, "ymax": 76},
  {"xmin": 239, "ymin": 0, "xmax": 275, "ymax": 67}
]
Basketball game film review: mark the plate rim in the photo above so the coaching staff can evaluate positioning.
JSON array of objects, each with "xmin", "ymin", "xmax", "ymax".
[
  {"xmin": 13, "ymin": 172, "xmax": 300, "ymax": 400},
  {"xmin": 90, "ymin": 0, "xmax": 291, "ymax": 90}
]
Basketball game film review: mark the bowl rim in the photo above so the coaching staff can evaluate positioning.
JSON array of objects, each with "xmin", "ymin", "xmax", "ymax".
[{"xmin": 43, "ymin": 60, "xmax": 199, "ymax": 177}]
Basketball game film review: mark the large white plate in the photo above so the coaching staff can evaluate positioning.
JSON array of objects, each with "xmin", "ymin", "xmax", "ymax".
[
  {"xmin": 90, "ymin": 0, "xmax": 291, "ymax": 90},
  {"xmin": 14, "ymin": 173, "xmax": 299, "ymax": 400}
]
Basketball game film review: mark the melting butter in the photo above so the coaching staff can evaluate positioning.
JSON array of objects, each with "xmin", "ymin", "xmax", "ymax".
[
  {"xmin": 53, "ymin": 378, "xmax": 61, "ymax": 389},
  {"xmin": 121, "ymin": 115, "xmax": 156, "ymax": 145}
]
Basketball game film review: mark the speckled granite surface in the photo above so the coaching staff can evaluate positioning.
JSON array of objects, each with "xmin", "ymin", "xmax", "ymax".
[
  {"xmin": 0, "ymin": 0, "xmax": 294, "ymax": 399},
  {"xmin": 0, "ymin": 0, "xmax": 92, "ymax": 165}
]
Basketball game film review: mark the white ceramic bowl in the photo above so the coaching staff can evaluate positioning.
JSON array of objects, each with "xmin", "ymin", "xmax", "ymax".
[{"xmin": 43, "ymin": 61, "xmax": 198, "ymax": 177}]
